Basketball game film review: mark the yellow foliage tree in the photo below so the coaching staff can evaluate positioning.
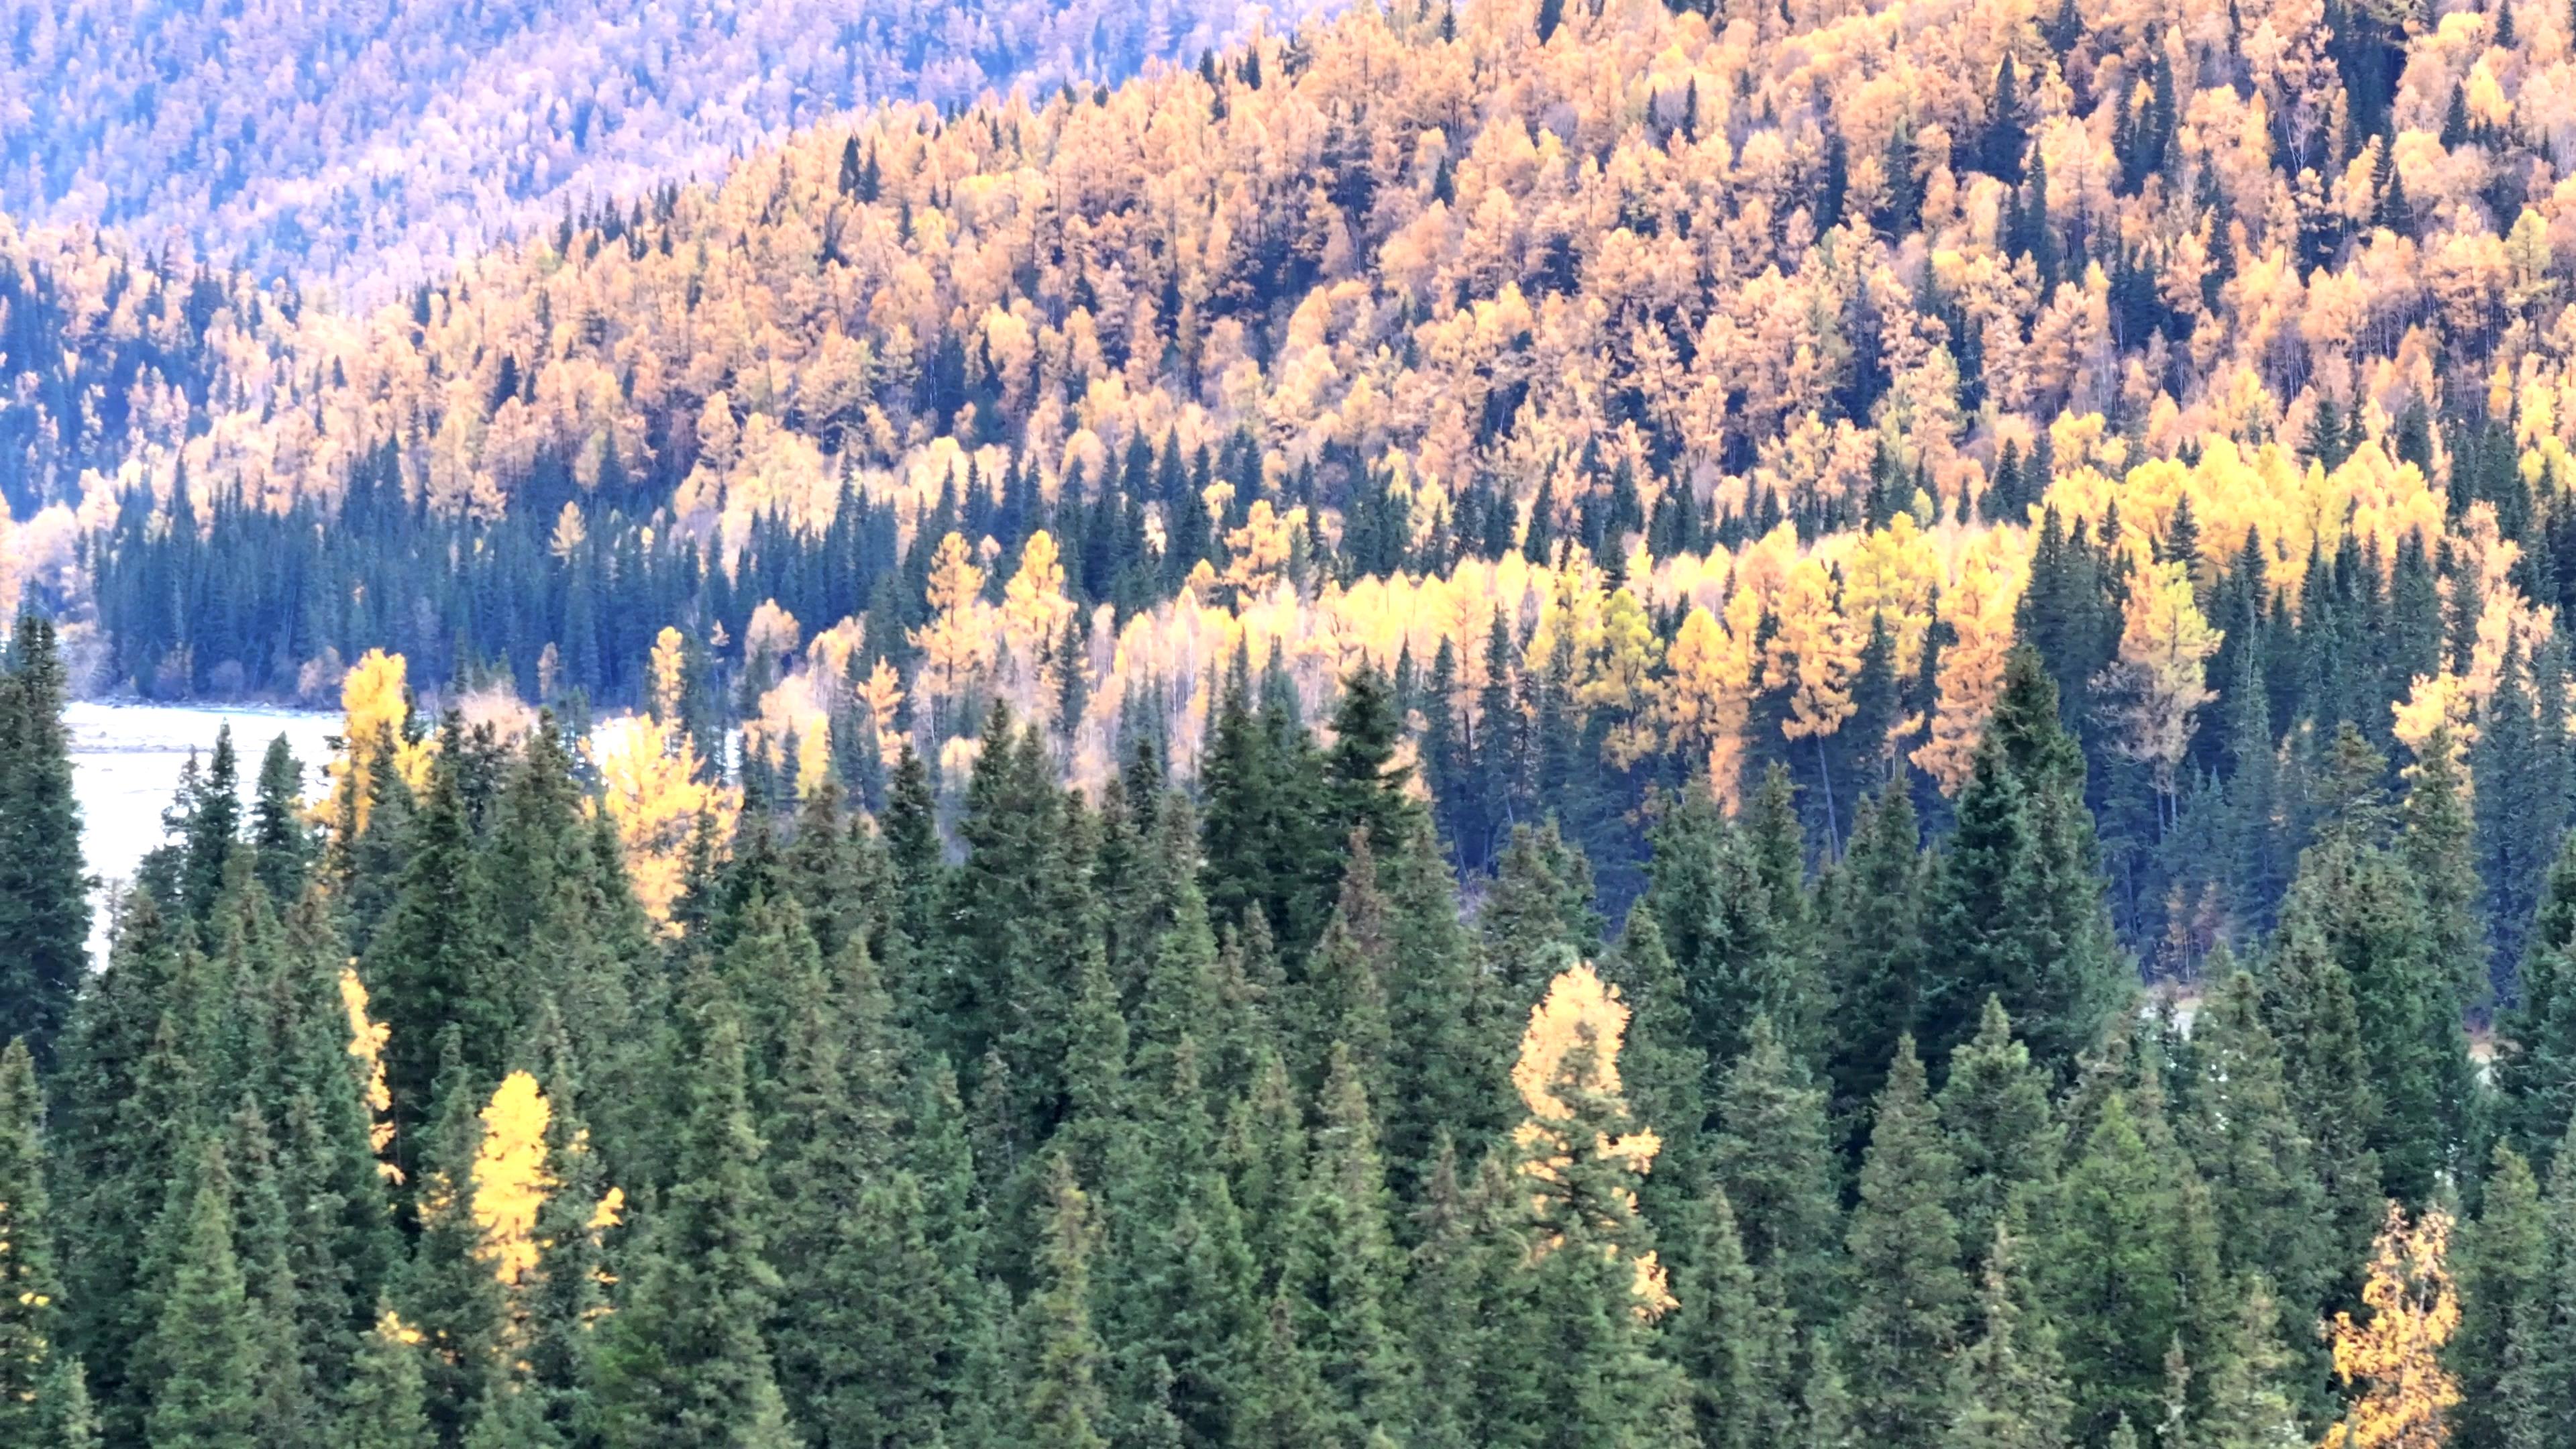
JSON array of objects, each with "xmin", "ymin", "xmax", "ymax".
[
  {"xmin": 471, "ymin": 1071, "xmax": 554, "ymax": 1288},
  {"xmin": 1002, "ymin": 529, "xmax": 1076, "ymax": 668},
  {"xmin": 328, "ymin": 649, "xmax": 434, "ymax": 839},
  {"xmin": 1510, "ymin": 962, "xmax": 1674, "ymax": 1320},
  {"xmin": 911, "ymin": 530, "xmax": 993, "ymax": 704},
  {"xmin": 648, "ymin": 626, "xmax": 687, "ymax": 722},
  {"xmin": 339, "ymin": 967, "xmax": 399, "ymax": 1181},
  {"xmin": 2102, "ymin": 557, "xmax": 2223, "ymax": 810},
  {"xmin": 595, "ymin": 714, "xmax": 739, "ymax": 930},
  {"xmin": 1914, "ymin": 537, "xmax": 2024, "ymax": 794},
  {"xmin": 2317, "ymin": 1202, "xmax": 2461, "ymax": 1449}
]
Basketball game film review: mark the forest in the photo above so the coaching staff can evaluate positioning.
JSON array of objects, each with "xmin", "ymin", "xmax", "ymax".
[
  {"xmin": 5, "ymin": 0, "xmax": 2576, "ymax": 1442},
  {"xmin": 1, "ymin": 594, "xmax": 2569, "ymax": 1449}
]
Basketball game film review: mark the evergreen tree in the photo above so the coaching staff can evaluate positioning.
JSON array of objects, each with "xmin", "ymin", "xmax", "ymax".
[
  {"xmin": 250, "ymin": 735, "xmax": 314, "ymax": 910},
  {"xmin": 1921, "ymin": 649, "xmax": 2128, "ymax": 1077},
  {"xmin": 1843, "ymin": 1038, "xmax": 1968, "ymax": 1448},
  {"xmin": 591, "ymin": 986, "xmax": 798, "ymax": 1448},
  {"xmin": 1935, "ymin": 998, "xmax": 2060, "ymax": 1277},
  {"xmin": 1823, "ymin": 784, "xmax": 1927, "ymax": 1142},
  {"xmin": 1941, "ymin": 1226, "xmax": 2073, "ymax": 1449},
  {"xmin": 0, "ymin": 1041, "xmax": 62, "ymax": 1448},
  {"xmin": 1025, "ymin": 1152, "xmax": 1112, "ymax": 1449},
  {"xmin": 144, "ymin": 1144, "xmax": 264, "ymax": 1449},
  {"xmin": 339, "ymin": 1307, "xmax": 437, "ymax": 1449},
  {"xmin": 1707, "ymin": 1016, "xmax": 1844, "ymax": 1331},
  {"xmin": 0, "ymin": 616, "xmax": 89, "ymax": 1065},
  {"xmin": 2455, "ymin": 1145, "xmax": 2546, "ymax": 1449}
]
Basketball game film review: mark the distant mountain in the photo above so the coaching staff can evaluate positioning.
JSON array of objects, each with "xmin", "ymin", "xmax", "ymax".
[{"xmin": 0, "ymin": 0, "xmax": 1322, "ymax": 290}]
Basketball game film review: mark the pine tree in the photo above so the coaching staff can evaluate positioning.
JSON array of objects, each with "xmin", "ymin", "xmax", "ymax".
[
  {"xmin": 2454, "ymin": 1146, "xmax": 2546, "ymax": 1449},
  {"xmin": 1921, "ymin": 649, "xmax": 2128, "ymax": 1077},
  {"xmin": 365, "ymin": 744, "xmax": 502, "ymax": 1174},
  {"xmin": 2043, "ymin": 1091, "xmax": 2224, "ymax": 1443},
  {"xmin": 1275, "ymin": 1044, "xmax": 1409, "ymax": 1441},
  {"xmin": 1935, "ymin": 998, "xmax": 2059, "ymax": 1277},
  {"xmin": 0, "ymin": 616, "xmax": 89, "ymax": 1065},
  {"xmin": 2500, "ymin": 830, "xmax": 2576, "ymax": 1172},
  {"xmin": 1666, "ymin": 1187, "xmax": 1797, "ymax": 1449},
  {"xmin": 250, "ymin": 734, "xmax": 313, "ymax": 919},
  {"xmin": 2177, "ymin": 967, "xmax": 2334, "ymax": 1341},
  {"xmin": 1843, "ymin": 1038, "xmax": 1968, "ymax": 1448},
  {"xmin": 2273, "ymin": 745, "xmax": 2471, "ymax": 1203},
  {"xmin": 1823, "ymin": 784, "xmax": 1926, "ymax": 1143},
  {"xmin": 1708, "ymin": 1015, "xmax": 1844, "ymax": 1331}
]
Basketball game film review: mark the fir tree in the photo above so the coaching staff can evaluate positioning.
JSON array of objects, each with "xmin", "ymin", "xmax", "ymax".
[
  {"xmin": 1921, "ymin": 649, "xmax": 2128, "ymax": 1079},
  {"xmin": 144, "ymin": 1144, "xmax": 264, "ymax": 1449},
  {"xmin": 1843, "ymin": 1038, "xmax": 1969, "ymax": 1448},
  {"xmin": 1025, "ymin": 1152, "xmax": 1112, "ymax": 1449},
  {"xmin": 0, "ymin": 1041, "xmax": 61, "ymax": 1448},
  {"xmin": 591, "ymin": 987, "xmax": 798, "ymax": 1448},
  {"xmin": 0, "ymin": 616, "xmax": 89, "ymax": 1065},
  {"xmin": 1941, "ymin": 1225, "xmax": 2073, "ymax": 1449},
  {"xmin": 1935, "ymin": 998, "xmax": 2060, "ymax": 1277},
  {"xmin": 339, "ymin": 1307, "xmax": 437, "ymax": 1449}
]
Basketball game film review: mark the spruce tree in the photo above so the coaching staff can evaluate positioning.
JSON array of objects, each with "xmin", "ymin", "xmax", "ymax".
[
  {"xmin": 2176, "ymin": 967, "xmax": 2334, "ymax": 1344},
  {"xmin": 1024, "ymin": 1152, "xmax": 1112, "ymax": 1449},
  {"xmin": 591, "ymin": 987, "xmax": 797, "ymax": 1448},
  {"xmin": 339, "ymin": 1306, "xmax": 437, "ymax": 1449},
  {"xmin": 250, "ymin": 735, "xmax": 314, "ymax": 908},
  {"xmin": 144, "ymin": 1144, "xmax": 264, "ymax": 1449},
  {"xmin": 1707, "ymin": 1015, "xmax": 1844, "ymax": 1331},
  {"xmin": 2042, "ymin": 1091, "xmax": 2225, "ymax": 1443},
  {"xmin": 1823, "ymin": 784, "xmax": 1927, "ymax": 1143},
  {"xmin": 1666, "ymin": 1187, "xmax": 1798, "ymax": 1449},
  {"xmin": 2500, "ymin": 830, "xmax": 2576, "ymax": 1172},
  {"xmin": 1921, "ymin": 649, "xmax": 2127, "ymax": 1078},
  {"xmin": 1941, "ymin": 1226, "xmax": 2072, "ymax": 1449},
  {"xmin": 1935, "ymin": 998, "xmax": 2059, "ymax": 1277},
  {"xmin": 0, "ymin": 1040, "xmax": 62, "ymax": 1448},
  {"xmin": 364, "ymin": 745, "xmax": 502, "ymax": 1174},
  {"xmin": 0, "ymin": 616, "xmax": 89, "ymax": 1065},
  {"xmin": 1843, "ymin": 1038, "xmax": 1968, "ymax": 1449},
  {"xmin": 1276, "ymin": 1044, "xmax": 1409, "ymax": 1441},
  {"xmin": 2455, "ymin": 1145, "xmax": 2546, "ymax": 1449}
]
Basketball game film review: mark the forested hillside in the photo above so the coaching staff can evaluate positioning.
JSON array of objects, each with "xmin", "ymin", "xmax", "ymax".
[
  {"xmin": 1, "ymin": 603, "xmax": 2569, "ymax": 1449},
  {"xmin": 0, "ymin": 0, "xmax": 1318, "ymax": 287},
  {"xmin": 7, "ymin": 0, "xmax": 2576, "ymax": 1440},
  {"xmin": 26, "ymin": 0, "xmax": 2576, "ymax": 973}
]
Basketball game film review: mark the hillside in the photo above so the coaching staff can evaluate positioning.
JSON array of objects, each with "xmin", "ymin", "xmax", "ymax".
[
  {"xmin": 0, "ymin": 0, "xmax": 1321, "ymax": 288},
  {"xmin": 1, "ymin": 3, "xmax": 2575, "ymax": 1448},
  {"xmin": 15, "ymin": 0, "xmax": 2575, "ymax": 944}
]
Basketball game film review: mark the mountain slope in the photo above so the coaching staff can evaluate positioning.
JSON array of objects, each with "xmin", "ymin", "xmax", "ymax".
[{"xmin": 0, "ymin": 0, "xmax": 1322, "ymax": 288}]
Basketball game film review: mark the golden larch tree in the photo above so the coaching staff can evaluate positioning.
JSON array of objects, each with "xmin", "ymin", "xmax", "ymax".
[
  {"xmin": 2317, "ymin": 1201, "xmax": 2461, "ymax": 1449},
  {"xmin": 1510, "ymin": 962, "xmax": 1674, "ymax": 1319}
]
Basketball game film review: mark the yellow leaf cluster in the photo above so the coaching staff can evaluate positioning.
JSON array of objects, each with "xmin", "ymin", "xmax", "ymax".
[
  {"xmin": 337, "ymin": 966, "xmax": 400, "ymax": 1181},
  {"xmin": 2318, "ymin": 1203, "xmax": 2461, "ymax": 1449},
  {"xmin": 471, "ymin": 1071, "xmax": 554, "ymax": 1289},
  {"xmin": 1509, "ymin": 963, "xmax": 1672, "ymax": 1319},
  {"xmin": 327, "ymin": 649, "xmax": 434, "ymax": 839},
  {"xmin": 594, "ymin": 714, "xmax": 740, "ymax": 930},
  {"xmin": 647, "ymin": 626, "xmax": 687, "ymax": 722}
]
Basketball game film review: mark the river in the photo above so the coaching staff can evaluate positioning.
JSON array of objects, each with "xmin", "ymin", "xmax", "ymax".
[{"xmin": 64, "ymin": 701, "xmax": 343, "ymax": 957}]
